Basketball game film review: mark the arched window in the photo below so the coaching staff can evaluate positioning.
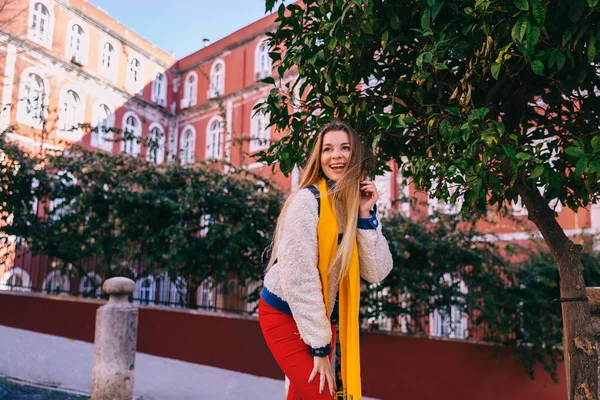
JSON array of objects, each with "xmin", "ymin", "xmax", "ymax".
[
  {"xmin": 0, "ymin": 267, "xmax": 32, "ymax": 292},
  {"xmin": 99, "ymin": 42, "xmax": 116, "ymax": 79},
  {"xmin": 182, "ymin": 72, "xmax": 197, "ymax": 108},
  {"xmin": 28, "ymin": 2, "xmax": 53, "ymax": 47},
  {"xmin": 58, "ymin": 88, "xmax": 84, "ymax": 138},
  {"xmin": 127, "ymin": 57, "xmax": 142, "ymax": 93},
  {"xmin": 134, "ymin": 276, "xmax": 156, "ymax": 305},
  {"xmin": 43, "ymin": 270, "xmax": 70, "ymax": 295},
  {"xmin": 67, "ymin": 23, "xmax": 86, "ymax": 65},
  {"xmin": 197, "ymin": 277, "xmax": 215, "ymax": 310},
  {"xmin": 78, "ymin": 272, "xmax": 102, "ymax": 297},
  {"xmin": 208, "ymin": 60, "xmax": 225, "ymax": 99},
  {"xmin": 152, "ymin": 72, "xmax": 167, "ymax": 106},
  {"xmin": 148, "ymin": 124, "xmax": 165, "ymax": 164},
  {"xmin": 121, "ymin": 113, "xmax": 142, "ymax": 156},
  {"xmin": 250, "ymin": 104, "xmax": 270, "ymax": 152},
  {"xmin": 206, "ymin": 118, "xmax": 223, "ymax": 159},
  {"xmin": 92, "ymin": 103, "xmax": 114, "ymax": 152},
  {"xmin": 17, "ymin": 71, "xmax": 47, "ymax": 128},
  {"xmin": 158, "ymin": 274, "xmax": 188, "ymax": 307},
  {"xmin": 429, "ymin": 274, "xmax": 469, "ymax": 339},
  {"xmin": 180, "ymin": 126, "xmax": 195, "ymax": 164},
  {"xmin": 254, "ymin": 39, "xmax": 271, "ymax": 80}
]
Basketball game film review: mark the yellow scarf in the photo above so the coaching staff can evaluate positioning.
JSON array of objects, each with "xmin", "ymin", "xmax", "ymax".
[{"xmin": 316, "ymin": 178, "xmax": 362, "ymax": 400}]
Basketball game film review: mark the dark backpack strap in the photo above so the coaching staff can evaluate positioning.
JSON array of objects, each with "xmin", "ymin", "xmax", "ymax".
[{"xmin": 306, "ymin": 185, "xmax": 321, "ymax": 216}]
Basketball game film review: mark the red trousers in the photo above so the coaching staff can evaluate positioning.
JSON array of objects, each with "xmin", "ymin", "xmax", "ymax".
[{"xmin": 259, "ymin": 298, "xmax": 336, "ymax": 400}]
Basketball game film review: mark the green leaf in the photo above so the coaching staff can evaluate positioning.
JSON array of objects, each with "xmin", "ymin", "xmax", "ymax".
[
  {"xmin": 548, "ymin": 50, "xmax": 566, "ymax": 71},
  {"xmin": 589, "ymin": 0, "xmax": 600, "ymax": 7},
  {"xmin": 565, "ymin": 147, "xmax": 585, "ymax": 157},
  {"xmin": 530, "ymin": 0, "xmax": 547, "ymax": 24},
  {"xmin": 562, "ymin": 26, "xmax": 578, "ymax": 46},
  {"xmin": 372, "ymin": 133, "xmax": 382, "ymax": 154},
  {"xmin": 322, "ymin": 96, "xmax": 335, "ymax": 108},
  {"xmin": 589, "ymin": 34, "xmax": 597, "ymax": 62},
  {"xmin": 511, "ymin": 17, "xmax": 528, "ymax": 42},
  {"xmin": 390, "ymin": 14, "xmax": 400, "ymax": 30},
  {"xmin": 261, "ymin": 77, "xmax": 276, "ymax": 85},
  {"xmin": 590, "ymin": 160, "xmax": 600, "ymax": 175},
  {"xmin": 421, "ymin": 8, "xmax": 431, "ymax": 30},
  {"xmin": 530, "ymin": 60, "xmax": 545, "ymax": 75},
  {"xmin": 503, "ymin": 144, "xmax": 518, "ymax": 159},
  {"xmin": 491, "ymin": 62, "xmax": 502, "ymax": 80},
  {"xmin": 592, "ymin": 135, "xmax": 600, "ymax": 151},
  {"xmin": 337, "ymin": 95, "xmax": 351, "ymax": 104},
  {"xmin": 361, "ymin": 22, "xmax": 374, "ymax": 34},
  {"xmin": 515, "ymin": 0, "xmax": 529, "ymax": 11},
  {"xmin": 530, "ymin": 165, "xmax": 545, "ymax": 179},
  {"xmin": 576, "ymin": 157, "xmax": 589, "ymax": 175},
  {"xmin": 432, "ymin": 0, "xmax": 444, "ymax": 20},
  {"xmin": 525, "ymin": 23, "xmax": 541, "ymax": 53},
  {"xmin": 381, "ymin": 30, "xmax": 389, "ymax": 48},
  {"xmin": 516, "ymin": 152, "xmax": 532, "ymax": 160},
  {"xmin": 569, "ymin": 1, "xmax": 584, "ymax": 23}
]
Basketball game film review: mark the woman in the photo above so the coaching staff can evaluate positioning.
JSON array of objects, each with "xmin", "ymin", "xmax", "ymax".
[{"xmin": 259, "ymin": 121, "xmax": 393, "ymax": 400}]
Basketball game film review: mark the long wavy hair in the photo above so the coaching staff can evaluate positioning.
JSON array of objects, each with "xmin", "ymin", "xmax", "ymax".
[{"xmin": 266, "ymin": 121, "xmax": 371, "ymax": 283}]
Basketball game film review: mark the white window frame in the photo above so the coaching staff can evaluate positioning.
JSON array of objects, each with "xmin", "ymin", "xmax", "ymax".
[
  {"xmin": 27, "ymin": 0, "xmax": 55, "ymax": 49},
  {"xmin": 16, "ymin": 68, "xmax": 50, "ymax": 129},
  {"xmin": 121, "ymin": 111, "xmax": 142, "ymax": 156},
  {"xmin": 147, "ymin": 122, "xmax": 166, "ymax": 164},
  {"xmin": 134, "ymin": 276, "xmax": 156, "ymax": 305},
  {"xmin": 91, "ymin": 101, "xmax": 115, "ymax": 152},
  {"xmin": 78, "ymin": 272, "xmax": 102, "ymax": 297},
  {"xmin": 207, "ymin": 59, "xmax": 225, "ymax": 99},
  {"xmin": 167, "ymin": 120, "xmax": 178, "ymax": 163},
  {"xmin": 181, "ymin": 71, "xmax": 198, "ymax": 108},
  {"xmin": 254, "ymin": 38, "xmax": 271, "ymax": 81},
  {"xmin": 180, "ymin": 125, "xmax": 196, "ymax": 165},
  {"xmin": 98, "ymin": 38, "xmax": 118, "ymax": 81},
  {"xmin": 429, "ymin": 273, "xmax": 469, "ymax": 339},
  {"xmin": 43, "ymin": 269, "xmax": 71, "ymax": 295},
  {"xmin": 249, "ymin": 101, "xmax": 270, "ymax": 152},
  {"xmin": 57, "ymin": 84, "xmax": 85, "ymax": 141},
  {"xmin": 206, "ymin": 116, "xmax": 224, "ymax": 160},
  {"xmin": 158, "ymin": 273, "xmax": 188, "ymax": 307},
  {"xmin": 126, "ymin": 55, "xmax": 144, "ymax": 94},
  {"xmin": 0, "ymin": 267, "xmax": 32, "ymax": 292},
  {"xmin": 65, "ymin": 20, "xmax": 89, "ymax": 66},
  {"xmin": 151, "ymin": 70, "xmax": 167, "ymax": 106},
  {"xmin": 197, "ymin": 277, "xmax": 215, "ymax": 309}
]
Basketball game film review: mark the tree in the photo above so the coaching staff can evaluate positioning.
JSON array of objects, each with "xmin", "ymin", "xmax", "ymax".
[
  {"xmin": 261, "ymin": 0, "xmax": 600, "ymax": 397},
  {"xmin": 0, "ymin": 130, "xmax": 282, "ymax": 303}
]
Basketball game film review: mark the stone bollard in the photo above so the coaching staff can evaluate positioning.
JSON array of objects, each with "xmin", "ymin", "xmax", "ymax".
[
  {"xmin": 586, "ymin": 287, "xmax": 600, "ymax": 396},
  {"xmin": 91, "ymin": 277, "xmax": 138, "ymax": 400}
]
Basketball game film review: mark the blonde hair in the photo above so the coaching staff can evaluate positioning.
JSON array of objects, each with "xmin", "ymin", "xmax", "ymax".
[{"xmin": 266, "ymin": 121, "xmax": 371, "ymax": 283}]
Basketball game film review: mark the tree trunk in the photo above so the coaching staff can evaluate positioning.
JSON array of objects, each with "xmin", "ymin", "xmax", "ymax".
[{"xmin": 516, "ymin": 182, "xmax": 598, "ymax": 400}]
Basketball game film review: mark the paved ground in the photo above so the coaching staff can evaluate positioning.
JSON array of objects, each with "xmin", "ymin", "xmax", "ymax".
[
  {"xmin": 0, "ymin": 376, "xmax": 89, "ymax": 399},
  {"xmin": 0, "ymin": 325, "xmax": 285, "ymax": 400},
  {"xmin": 0, "ymin": 325, "xmax": 378, "ymax": 400}
]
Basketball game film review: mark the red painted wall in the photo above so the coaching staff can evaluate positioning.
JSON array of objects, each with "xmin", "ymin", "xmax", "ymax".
[{"xmin": 0, "ymin": 292, "xmax": 567, "ymax": 400}]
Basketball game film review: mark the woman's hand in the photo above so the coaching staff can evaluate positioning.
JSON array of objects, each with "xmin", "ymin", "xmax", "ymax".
[
  {"xmin": 359, "ymin": 180, "xmax": 378, "ymax": 218},
  {"xmin": 308, "ymin": 356, "xmax": 336, "ymax": 396}
]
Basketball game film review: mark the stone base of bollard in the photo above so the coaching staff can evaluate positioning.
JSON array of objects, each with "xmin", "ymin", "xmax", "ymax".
[{"xmin": 91, "ymin": 277, "xmax": 138, "ymax": 400}]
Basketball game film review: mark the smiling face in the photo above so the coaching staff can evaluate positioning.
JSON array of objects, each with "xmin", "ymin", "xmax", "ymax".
[{"xmin": 320, "ymin": 130, "xmax": 352, "ymax": 182}]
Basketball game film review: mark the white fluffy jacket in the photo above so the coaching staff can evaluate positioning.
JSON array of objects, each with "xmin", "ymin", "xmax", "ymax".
[{"xmin": 263, "ymin": 187, "xmax": 394, "ymax": 351}]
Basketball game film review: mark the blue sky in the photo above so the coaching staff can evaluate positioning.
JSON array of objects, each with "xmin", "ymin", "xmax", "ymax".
[{"xmin": 89, "ymin": 0, "xmax": 281, "ymax": 59}]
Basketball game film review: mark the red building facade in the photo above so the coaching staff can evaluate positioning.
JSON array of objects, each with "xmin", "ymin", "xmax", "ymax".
[{"xmin": 0, "ymin": 0, "xmax": 599, "ymax": 341}]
